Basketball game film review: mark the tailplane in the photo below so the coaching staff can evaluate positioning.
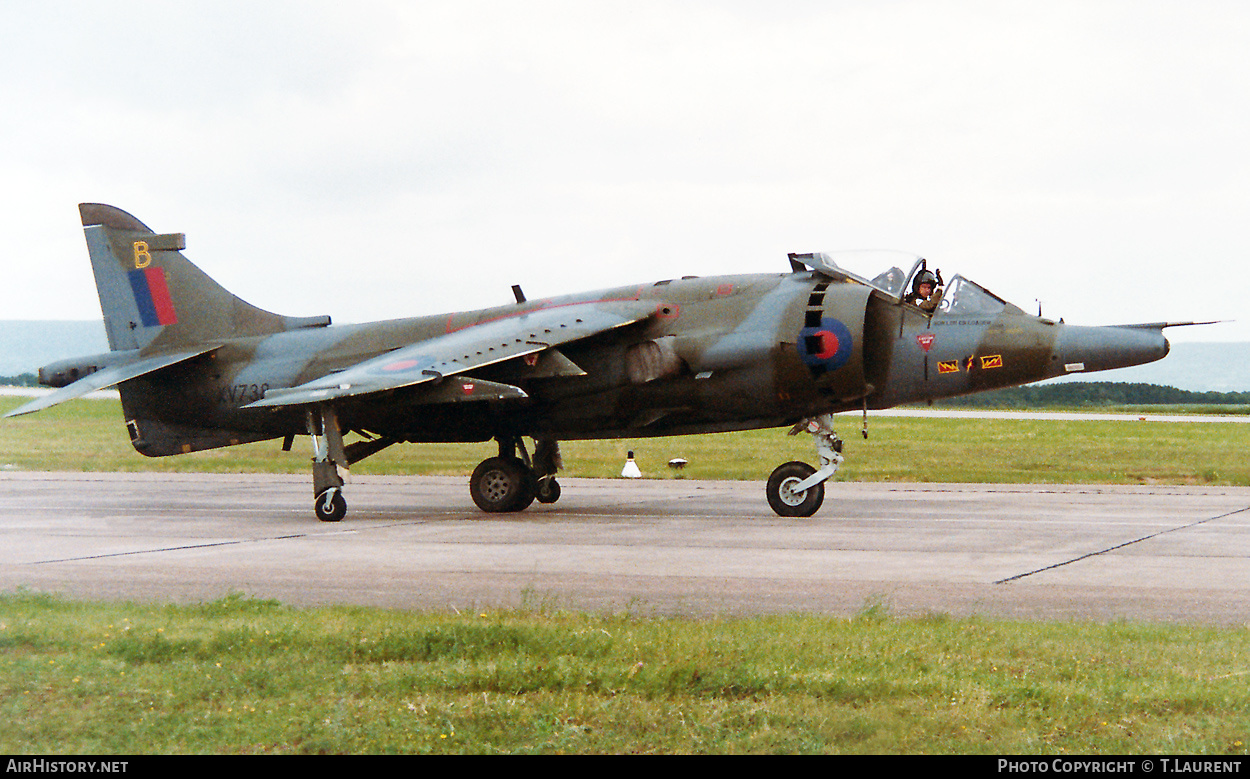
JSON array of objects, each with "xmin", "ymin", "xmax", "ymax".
[
  {"xmin": 3, "ymin": 205, "xmax": 329, "ymax": 420},
  {"xmin": 80, "ymin": 203, "xmax": 329, "ymax": 353}
]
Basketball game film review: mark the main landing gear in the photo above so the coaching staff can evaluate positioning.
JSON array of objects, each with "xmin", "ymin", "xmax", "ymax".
[
  {"xmin": 469, "ymin": 436, "xmax": 562, "ymax": 513},
  {"xmin": 766, "ymin": 414, "xmax": 844, "ymax": 517},
  {"xmin": 302, "ymin": 404, "xmax": 557, "ymax": 520}
]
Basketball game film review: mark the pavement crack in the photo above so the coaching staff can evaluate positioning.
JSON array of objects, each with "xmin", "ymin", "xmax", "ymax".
[
  {"xmin": 994, "ymin": 504, "xmax": 1250, "ymax": 585},
  {"xmin": 25, "ymin": 521, "xmax": 436, "ymax": 564},
  {"xmin": 31, "ymin": 538, "xmax": 274, "ymax": 564}
]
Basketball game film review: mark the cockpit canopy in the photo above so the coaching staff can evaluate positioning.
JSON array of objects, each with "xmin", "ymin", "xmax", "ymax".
[{"xmin": 788, "ymin": 251, "xmax": 1024, "ymax": 318}]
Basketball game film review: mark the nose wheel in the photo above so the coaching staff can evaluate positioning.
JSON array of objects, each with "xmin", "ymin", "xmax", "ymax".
[
  {"xmin": 766, "ymin": 414, "xmax": 843, "ymax": 517},
  {"xmin": 766, "ymin": 462, "xmax": 824, "ymax": 517}
]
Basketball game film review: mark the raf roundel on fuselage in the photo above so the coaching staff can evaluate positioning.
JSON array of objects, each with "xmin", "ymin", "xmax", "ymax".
[{"xmin": 798, "ymin": 317, "xmax": 854, "ymax": 374}]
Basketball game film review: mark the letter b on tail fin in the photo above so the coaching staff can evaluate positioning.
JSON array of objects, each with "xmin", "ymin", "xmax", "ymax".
[{"xmin": 79, "ymin": 203, "xmax": 325, "ymax": 353}]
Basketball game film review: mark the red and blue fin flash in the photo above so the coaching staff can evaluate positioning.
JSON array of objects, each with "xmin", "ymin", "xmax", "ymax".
[{"xmin": 127, "ymin": 267, "xmax": 178, "ymax": 327}]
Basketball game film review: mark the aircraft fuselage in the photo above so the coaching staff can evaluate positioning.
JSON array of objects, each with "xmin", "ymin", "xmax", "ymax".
[
  {"xmin": 104, "ymin": 269, "xmax": 1166, "ymax": 455},
  {"xmin": 13, "ymin": 205, "xmax": 1174, "ymax": 519}
]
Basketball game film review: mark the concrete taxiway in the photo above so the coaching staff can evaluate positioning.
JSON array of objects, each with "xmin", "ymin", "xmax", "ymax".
[{"xmin": 2, "ymin": 471, "xmax": 1248, "ymax": 624}]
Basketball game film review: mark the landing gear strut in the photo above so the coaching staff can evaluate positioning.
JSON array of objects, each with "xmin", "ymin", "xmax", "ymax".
[
  {"xmin": 308, "ymin": 404, "xmax": 348, "ymax": 522},
  {"xmin": 301, "ymin": 405, "xmax": 398, "ymax": 521},
  {"xmin": 469, "ymin": 436, "xmax": 562, "ymax": 513},
  {"xmin": 766, "ymin": 414, "xmax": 844, "ymax": 517}
]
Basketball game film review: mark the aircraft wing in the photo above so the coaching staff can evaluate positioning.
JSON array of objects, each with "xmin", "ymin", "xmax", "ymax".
[
  {"xmin": 245, "ymin": 299, "xmax": 655, "ymax": 409},
  {"xmin": 3, "ymin": 345, "xmax": 221, "ymax": 418}
]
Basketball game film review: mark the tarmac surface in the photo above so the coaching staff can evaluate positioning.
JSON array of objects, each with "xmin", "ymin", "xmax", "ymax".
[{"xmin": 2, "ymin": 471, "xmax": 1249, "ymax": 624}]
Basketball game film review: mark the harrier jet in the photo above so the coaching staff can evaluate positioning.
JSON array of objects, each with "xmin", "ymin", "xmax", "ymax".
[{"xmin": 6, "ymin": 204, "xmax": 1183, "ymax": 519}]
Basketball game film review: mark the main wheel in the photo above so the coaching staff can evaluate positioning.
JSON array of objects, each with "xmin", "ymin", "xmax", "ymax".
[
  {"xmin": 536, "ymin": 478, "xmax": 561, "ymax": 504},
  {"xmin": 766, "ymin": 461, "xmax": 825, "ymax": 517},
  {"xmin": 314, "ymin": 489, "xmax": 347, "ymax": 522},
  {"xmin": 470, "ymin": 457, "xmax": 535, "ymax": 513}
]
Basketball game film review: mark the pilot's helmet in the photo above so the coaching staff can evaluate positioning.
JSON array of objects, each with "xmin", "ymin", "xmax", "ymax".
[{"xmin": 913, "ymin": 269, "xmax": 938, "ymax": 295}]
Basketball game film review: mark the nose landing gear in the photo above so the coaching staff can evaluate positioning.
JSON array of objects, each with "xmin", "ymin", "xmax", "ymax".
[{"xmin": 766, "ymin": 414, "xmax": 843, "ymax": 517}]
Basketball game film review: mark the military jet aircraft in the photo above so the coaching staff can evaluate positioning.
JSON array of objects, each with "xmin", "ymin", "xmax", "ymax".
[{"xmin": 6, "ymin": 204, "xmax": 1186, "ymax": 520}]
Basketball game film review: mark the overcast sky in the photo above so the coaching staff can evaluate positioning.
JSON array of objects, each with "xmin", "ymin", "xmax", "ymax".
[{"xmin": 3, "ymin": 1, "xmax": 1246, "ymax": 342}]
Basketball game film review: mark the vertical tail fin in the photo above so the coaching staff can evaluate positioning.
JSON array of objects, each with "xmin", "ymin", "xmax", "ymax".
[{"xmin": 79, "ymin": 203, "xmax": 329, "ymax": 353}]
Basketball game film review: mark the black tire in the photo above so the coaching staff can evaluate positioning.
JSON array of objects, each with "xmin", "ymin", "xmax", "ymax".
[
  {"xmin": 314, "ymin": 490, "xmax": 347, "ymax": 522},
  {"xmin": 470, "ymin": 457, "xmax": 534, "ymax": 513},
  {"xmin": 515, "ymin": 467, "xmax": 537, "ymax": 512},
  {"xmin": 536, "ymin": 478, "xmax": 561, "ymax": 504},
  {"xmin": 766, "ymin": 461, "xmax": 824, "ymax": 517}
]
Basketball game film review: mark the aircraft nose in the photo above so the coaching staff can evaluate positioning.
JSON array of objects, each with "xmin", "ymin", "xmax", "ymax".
[{"xmin": 1052, "ymin": 324, "xmax": 1170, "ymax": 375}]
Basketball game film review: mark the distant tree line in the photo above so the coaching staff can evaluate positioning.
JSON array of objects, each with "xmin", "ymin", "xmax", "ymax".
[
  {"xmin": 0, "ymin": 373, "xmax": 38, "ymax": 387},
  {"xmin": 936, "ymin": 382, "xmax": 1250, "ymax": 408}
]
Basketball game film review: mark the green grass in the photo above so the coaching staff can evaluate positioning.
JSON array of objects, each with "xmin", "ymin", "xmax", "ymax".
[
  {"xmin": 6, "ymin": 398, "xmax": 1250, "ymax": 754},
  {"xmin": 2, "ymin": 591, "xmax": 1248, "ymax": 755},
  {"xmin": 4, "ymin": 397, "xmax": 1250, "ymax": 485}
]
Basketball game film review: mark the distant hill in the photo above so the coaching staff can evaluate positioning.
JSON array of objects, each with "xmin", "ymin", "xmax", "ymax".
[
  {"xmin": 1037, "ymin": 342, "xmax": 1250, "ymax": 393},
  {"xmin": 0, "ymin": 321, "xmax": 108, "ymax": 375},
  {"xmin": 0, "ymin": 320, "xmax": 1245, "ymax": 393}
]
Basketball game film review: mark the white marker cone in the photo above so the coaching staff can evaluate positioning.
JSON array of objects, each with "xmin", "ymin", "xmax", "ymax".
[{"xmin": 621, "ymin": 450, "xmax": 642, "ymax": 478}]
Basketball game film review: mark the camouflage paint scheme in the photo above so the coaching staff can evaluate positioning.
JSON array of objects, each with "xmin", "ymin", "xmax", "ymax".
[{"xmin": 7, "ymin": 204, "xmax": 1178, "ymax": 519}]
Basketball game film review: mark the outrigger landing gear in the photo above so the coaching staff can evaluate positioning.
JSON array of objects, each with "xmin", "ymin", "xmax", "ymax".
[
  {"xmin": 308, "ymin": 404, "xmax": 348, "ymax": 522},
  {"xmin": 469, "ymin": 436, "xmax": 562, "ymax": 513},
  {"xmin": 766, "ymin": 413, "xmax": 844, "ymax": 517},
  {"xmin": 302, "ymin": 405, "xmax": 397, "ymax": 522}
]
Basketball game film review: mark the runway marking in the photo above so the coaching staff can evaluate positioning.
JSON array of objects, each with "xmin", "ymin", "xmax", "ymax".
[{"xmin": 994, "ymin": 504, "xmax": 1250, "ymax": 584}]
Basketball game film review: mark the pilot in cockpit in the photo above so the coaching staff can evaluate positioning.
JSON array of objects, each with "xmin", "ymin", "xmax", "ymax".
[{"xmin": 905, "ymin": 269, "xmax": 943, "ymax": 313}]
